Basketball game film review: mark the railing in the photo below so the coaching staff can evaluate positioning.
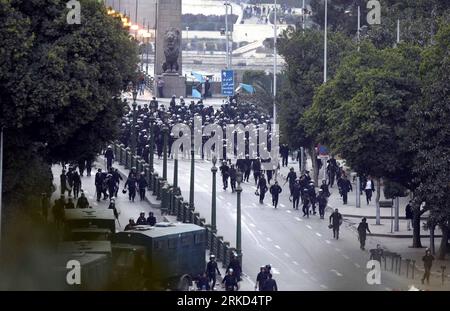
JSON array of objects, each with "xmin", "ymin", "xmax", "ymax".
[{"xmin": 111, "ymin": 140, "xmax": 238, "ymax": 270}]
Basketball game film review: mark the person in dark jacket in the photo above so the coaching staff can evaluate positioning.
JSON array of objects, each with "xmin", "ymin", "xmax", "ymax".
[
  {"xmin": 370, "ymin": 244, "xmax": 384, "ymax": 262},
  {"xmin": 280, "ymin": 144, "xmax": 289, "ymax": 167},
  {"xmin": 302, "ymin": 191, "xmax": 310, "ymax": 218},
  {"xmin": 255, "ymin": 266, "xmax": 268, "ymax": 291},
  {"xmin": 112, "ymin": 168, "xmax": 123, "ymax": 197},
  {"xmin": 147, "ymin": 212, "xmax": 156, "ymax": 226},
  {"xmin": 243, "ymin": 155, "xmax": 252, "ymax": 182},
  {"xmin": 269, "ymin": 181, "xmax": 282, "ymax": 208},
  {"xmin": 53, "ymin": 195, "xmax": 65, "ymax": 229},
  {"xmin": 329, "ymin": 208, "xmax": 343, "ymax": 239},
  {"xmin": 85, "ymin": 159, "xmax": 92, "ymax": 176},
  {"xmin": 421, "ymin": 248, "xmax": 434, "ymax": 285},
  {"xmin": 125, "ymin": 173, "xmax": 138, "ymax": 202},
  {"xmin": 292, "ymin": 180, "xmax": 301, "ymax": 210},
  {"xmin": 76, "ymin": 191, "xmax": 89, "ymax": 209},
  {"xmin": 95, "ymin": 168, "xmax": 104, "ymax": 202},
  {"xmin": 252, "ymin": 158, "xmax": 261, "ymax": 185},
  {"xmin": 317, "ymin": 189, "xmax": 328, "ymax": 219},
  {"xmin": 41, "ymin": 193, "xmax": 50, "ymax": 222},
  {"xmin": 320, "ymin": 179, "xmax": 330, "ymax": 197},
  {"xmin": 229, "ymin": 164, "xmax": 237, "ymax": 193},
  {"xmin": 286, "ymin": 167, "xmax": 297, "ymax": 199},
  {"xmin": 105, "ymin": 146, "xmax": 114, "ymax": 172},
  {"xmin": 72, "ymin": 171, "xmax": 82, "ymax": 199},
  {"xmin": 307, "ymin": 181, "xmax": 317, "ymax": 215},
  {"xmin": 124, "ymin": 218, "xmax": 136, "ymax": 231},
  {"xmin": 405, "ymin": 201, "xmax": 413, "ymax": 231},
  {"xmin": 206, "ymin": 255, "xmax": 221, "ymax": 290},
  {"xmin": 220, "ymin": 161, "xmax": 229, "ymax": 190},
  {"xmin": 262, "ymin": 274, "xmax": 278, "ymax": 291},
  {"xmin": 108, "ymin": 199, "xmax": 119, "ymax": 222},
  {"xmin": 196, "ymin": 273, "xmax": 210, "ymax": 291},
  {"xmin": 357, "ymin": 217, "xmax": 371, "ymax": 250},
  {"xmin": 78, "ymin": 160, "xmax": 86, "ymax": 177},
  {"xmin": 227, "ymin": 254, "xmax": 242, "ymax": 281},
  {"xmin": 106, "ymin": 173, "xmax": 116, "ymax": 199},
  {"xmin": 257, "ymin": 174, "xmax": 268, "ymax": 204},
  {"xmin": 222, "ymin": 269, "xmax": 239, "ymax": 291},
  {"xmin": 337, "ymin": 175, "xmax": 352, "ymax": 204},
  {"xmin": 60, "ymin": 170, "xmax": 67, "ymax": 195},
  {"xmin": 138, "ymin": 172, "xmax": 148, "ymax": 201},
  {"xmin": 136, "ymin": 212, "xmax": 147, "ymax": 225}
]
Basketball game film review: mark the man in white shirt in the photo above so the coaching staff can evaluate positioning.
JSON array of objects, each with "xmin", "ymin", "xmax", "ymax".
[{"xmin": 364, "ymin": 178, "xmax": 375, "ymax": 205}]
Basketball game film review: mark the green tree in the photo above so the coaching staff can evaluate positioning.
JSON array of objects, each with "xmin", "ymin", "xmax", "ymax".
[
  {"xmin": 0, "ymin": 0, "xmax": 137, "ymax": 238},
  {"xmin": 277, "ymin": 28, "xmax": 353, "ymax": 183},
  {"xmin": 304, "ymin": 42, "xmax": 421, "ymax": 221},
  {"xmin": 408, "ymin": 23, "xmax": 450, "ymax": 256}
]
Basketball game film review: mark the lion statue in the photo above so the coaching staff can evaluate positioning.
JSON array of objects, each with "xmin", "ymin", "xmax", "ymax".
[{"xmin": 162, "ymin": 28, "xmax": 181, "ymax": 73}]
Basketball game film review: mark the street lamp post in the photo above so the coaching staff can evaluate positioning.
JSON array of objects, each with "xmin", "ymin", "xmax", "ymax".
[
  {"xmin": 236, "ymin": 170, "xmax": 243, "ymax": 259},
  {"xmin": 0, "ymin": 127, "xmax": 3, "ymax": 254},
  {"xmin": 324, "ymin": 0, "xmax": 328, "ymax": 83},
  {"xmin": 131, "ymin": 88, "xmax": 138, "ymax": 155},
  {"xmin": 149, "ymin": 115, "xmax": 155, "ymax": 172},
  {"xmin": 211, "ymin": 155, "xmax": 218, "ymax": 232},
  {"xmin": 186, "ymin": 26, "xmax": 189, "ymax": 50},
  {"xmin": 273, "ymin": 0, "xmax": 277, "ymax": 126},
  {"xmin": 162, "ymin": 124, "xmax": 168, "ymax": 180},
  {"xmin": 224, "ymin": 2, "xmax": 229, "ymax": 69},
  {"xmin": 189, "ymin": 123, "xmax": 195, "ymax": 209}
]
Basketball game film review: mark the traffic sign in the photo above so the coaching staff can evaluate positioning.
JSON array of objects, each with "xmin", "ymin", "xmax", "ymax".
[{"xmin": 221, "ymin": 69, "xmax": 234, "ymax": 96}]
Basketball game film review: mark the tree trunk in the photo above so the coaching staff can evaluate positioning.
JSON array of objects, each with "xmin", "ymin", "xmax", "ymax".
[
  {"xmin": 438, "ymin": 224, "xmax": 448, "ymax": 260},
  {"xmin": 308, "ymin": 146, "xmax": 319, "ymax": 186},
  {"xmin": 375, "ymin": 178, "xmax": 381, "ymax": 225},
  {"xmin": 412, "ymin": 206, "xmax": 423, "ymax": 248}
]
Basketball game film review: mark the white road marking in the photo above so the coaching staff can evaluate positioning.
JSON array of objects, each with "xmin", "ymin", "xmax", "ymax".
[
  {"xmin": 252, "ymin": 203, "xmax": 257, "ymax": 207},
  {"xmin": 274, "ymin": 245, "xmax": 281, "ymax": 249},
  {"xmin": 292, "ymin": 261, "xmax": 299, "ymax": 266},
  {"xmin": 280, "ymin": 204, "xmax": 286, "ymax": 208},
  {"xmin": 330, "ymin": 269, "xmax": 343, "ymax": 277},
  {"xmin": 294, "ymin": 217, "xmax": 303, "ymax": 222},
  {"xmin": 306, "ymin": 225, "xmax": 312, "ymax": 230},
  {"xmin": 310, "ymin": 276, "xmax": 317, "ymax": 282},
  {"xmin": 301, "ymin": 269, "xmax": 309, "ymax": 275},
  {"xmin": 266, "ymin": 237, "xmax": 272, "ymax": 242},
  {"xmin": 315, "ymin": 232, "xmax": 322, "ymax": 237},
  {"xmin": 218, "ymin": 196, "xmax": 225, "ymax": 200},
  {"xmin": 286, "ymin": 210, "xmax": 292, "ymax": 214},
  {"xmin": 226, "ymin": 202, "xmax": 232, "ymax": 206},
  {"xmin": 325, "ymin": 240, "xmax": 331, "ymax": 244},
  {"xmin": 249, "ymin": 223, "xmax": 256, "ymax": 228},
  {"xmin": 320, "ymin": 284, "xmax": 328, "ymax": 289},
  {"xmin": 354, "ymin": 263, "xmax": 361, "ymax": 268},
  {"xmin": 257, "ymin": 230, "xmax": 263, "ymax": 235},
  {"xmin": 335, "ymin": 247, "xmax": 341, "ymax": 252},
  {"xmin": 342, "ymin": 254, "xmax": 350, "ymax": 260}
]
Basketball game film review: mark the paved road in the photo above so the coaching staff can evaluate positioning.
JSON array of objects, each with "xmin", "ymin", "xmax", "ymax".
[{"xmin": 141, "ymin": 155, "xmax": 413, "ymax": 291}]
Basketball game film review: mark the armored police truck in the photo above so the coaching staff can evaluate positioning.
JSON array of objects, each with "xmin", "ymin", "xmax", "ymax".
[
  {"xmin": 63, "ymin": 209, "xmax": 115, "ymax": 241},
  {"xmin": 111, "ymin": 222, "xmax": 206, "ymax": 290}
]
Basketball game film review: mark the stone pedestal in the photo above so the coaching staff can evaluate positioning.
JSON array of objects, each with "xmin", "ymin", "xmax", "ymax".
[{"xmin": 154, "ymin": 73, "xmax": 186, "ymax": 98}]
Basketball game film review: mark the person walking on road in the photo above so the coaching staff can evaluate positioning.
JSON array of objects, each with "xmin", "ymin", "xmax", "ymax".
[
  {"xmin": 105, "ymin": 146, "xmax": 114, "ymax": 172},
  {"xmin": 269, "ymin": 181, "xmax": 282, "ymax": 208},
  {"xmin": 137, "ymin": 172, "xmax": 148, "ymax": 201},
  {"xmin": 257, "ymin": 174, "xmax": 268, "ymax": 204},
  {"xmin": 222, "ymin": 269, "xmax": 239, "ymax": 291},
  {"xmin": 421, "ymin": 248, "xmax": 435, "ymax": 285},
  {"xmin": 317, "ymin": 189, "xmax": 328, "ymax": 219},
  {"xmin": 357, "ymin": 217, "xmax": 371, "ymax": 250},
  {"xmin": 255, "ymin": 266, "xmax": 268, "ymax": 291},
  {"xmin": 405, "ymin": 201, "xmax": 413, "ymax": 231},
  {"xmin": 252, "ymin": 158, "xmax": 262, "ymax": 185},
  {"xmin": 337, "ymin": 175, "xmax": 352, "ymax": 205},
  {"xmin": 206, "ymin": 255, "xmax": 221, "ymax": 290},
  {"xmin": 364, "ymin": 177, "xmax": 375, "ymax": 205},
  {"xmin": 229, "ymin": 164, "xmax": 237, "ymax": 193},
  {"xmin": 220, "ymin": 161, "xmax": 229, "ymax": 190},
  {"xmin": 124, "ymin": 173, "xmax": 138, "ymax": 202},
  {"xmin": 320, "ymin": 180, "xmax": 330, "ymax": 197},
  {"xmin": 261, "ymin": 273, "xmax": 278, "ymax": 291},
  {"xmin": 72, "ymin": 171, "xmax": 82, "ymax": 199},
  {"xmin": 329, "ymin": 208, "xmax": 343, "ymax": 239},
  {"xmin": 95, "ymin": 168, "xmax": 104, "ymax": 202},
  {"xmin": 292, "ymin": 179, "xmax": 301, "ymax": 210},
  {"xmin": 286, "ymin": 167, "xmax": 297, "ymax": 200},
  {"xmin": 60, "ymin": 169, "xmax": 67, "ymax": 195},
  {"xmin": 302, "ymin": 191, "xmax": 310, "ymax": 218}
]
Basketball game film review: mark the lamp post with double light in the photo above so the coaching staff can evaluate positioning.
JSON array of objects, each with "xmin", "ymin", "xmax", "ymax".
[
  {"xmin": 236, "ymin": 170, "xmax": 243, "ymax": 258},
  {"xmin": 211, "ymin": 155, "xmax": 218, "ymax": 232}
]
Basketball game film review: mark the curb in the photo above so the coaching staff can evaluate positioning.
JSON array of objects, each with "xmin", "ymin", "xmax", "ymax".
[{"xmin": 341, "ymin": 214, "xmax": 427, "ymax": 221}]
